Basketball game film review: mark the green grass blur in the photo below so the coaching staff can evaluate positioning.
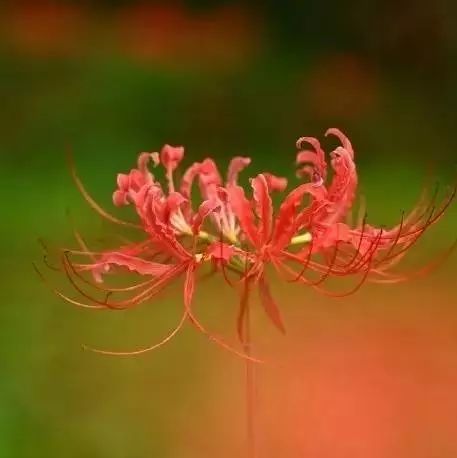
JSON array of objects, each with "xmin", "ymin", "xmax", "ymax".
[{"xmin": 1, "ymin": 2, "xmax": 456, "ymax": 457}]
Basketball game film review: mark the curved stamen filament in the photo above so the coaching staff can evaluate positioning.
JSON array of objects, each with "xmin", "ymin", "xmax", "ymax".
[
  {"xmin": 67, "ymin": 149, "xmax": 141, "ymax": 229},
  {"xmin": 33, "ymin": 262, "xmax": 105, "ymax": 310},
  {"xmin": 83, "ymin": 309, "xmax": 188, "ymax": 356}
]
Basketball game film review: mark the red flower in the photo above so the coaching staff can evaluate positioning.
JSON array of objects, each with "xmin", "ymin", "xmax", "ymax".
[
  {"xmin": 225, "ymin": 129, "xmax": 454, "ymax": 336},
  {"xmin": 37, "ymin": 130, "xmax": 455, "ymax": 358}
]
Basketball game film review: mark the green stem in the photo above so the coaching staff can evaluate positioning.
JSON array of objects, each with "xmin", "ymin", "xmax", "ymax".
[{"xmin": 243, "ymin": 287, "xmax": 257, "ymax": 458}]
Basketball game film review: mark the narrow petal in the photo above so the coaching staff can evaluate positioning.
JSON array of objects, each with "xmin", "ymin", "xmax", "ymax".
[
  {"xmin": 251, "ymin": 174, "xmax": 273, "ymax": 245},
  {"xmin": 197, "ymin": 158, "xmax": 223, "ymax": 199},
  {"xmin": 272, "ymin": 183, "xmax": 328, "ymax": 251},
  {"xmin": 142, "ymin": 192, "xmax": 191, "ymax": 260},
  {"xmin": 167, "ymin": 192, "xmax": 187, "ymax": 212},
  {"xmin": 180, "ymin": 161, "xmax": 202, "ymax": 200},
  {"xmin": 258, "ymin": 276, "xmax": 286, "ymax": 334},
  {"xmin": 226, "ymin": 185, "xmax": 259, "ymax": 247},
  {"xmin": 89, "ymin": 252, "xmax": 172, "ymax": 282},
  {"xmin": 326, "ymin": 148, "xmax": 358, "ymax": 224},
  {"xmin": 227, "ymin": 156, "xmax": 251, "ymax": 186}
]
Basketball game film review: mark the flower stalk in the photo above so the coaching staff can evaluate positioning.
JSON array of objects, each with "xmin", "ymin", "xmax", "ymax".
[{"xmin": 244, "ymin": 299, "xmax": 257, "ymax": 458}]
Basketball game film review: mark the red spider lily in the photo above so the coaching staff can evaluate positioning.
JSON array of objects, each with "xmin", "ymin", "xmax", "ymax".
[
  {"xmin": 37, "ymin": 130, "xmax": 455, "ymax": 357},
  {"xmin": 225, "ymin": 129, "xmax": 455, "ymax": 338},
  {"xmin": 38, "ymin": 144, "xmax": 270, "ymax": 359}
]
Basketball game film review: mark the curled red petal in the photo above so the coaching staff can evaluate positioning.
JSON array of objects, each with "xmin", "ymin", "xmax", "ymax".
[
  {"xmin": 180, "ymin": 161, "xmax": 201, "ymax": 200},
  {"xmin": 137, "ymin": 152, "xmax": 159, "ymax": 172},
  {"xmin": 192, "ymin": 198, "xmax": 221, "ymax": 234},
  {"xmin": 227, "ymin": 156, "xmax": 251, "ymax": 186},
  {"xmin": 296, "ymin": 136, "xmax": 324, "ymax": 161},
  {"xmin": 263, "ymin": 173, "xmax": 288, "ymax": 192},
  {"xmin": 116, "ymin": 173, "xmax": 130, "ymax": 191},
  {"xmin": 112, "ymin": 190, "xmax": 128, "ymax": 207},
  {"xmin": 296, "ymin": 136, "xmax": 327, "ymax": 180},
  {"xmin": 325, "ymin": 128, "xmax": 354, "ymax": 159},
  {"xmin": 160, "ymin": 144, "xmax": 184, "ymax": 171},
  {"xmin": 198, "ymin": 158, "xmax": 223, "ymax": 198}
]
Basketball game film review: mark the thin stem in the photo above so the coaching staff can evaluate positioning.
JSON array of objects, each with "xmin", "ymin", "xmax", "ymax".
[{"xmin": 243, "ymin": 284, "xmax": 257, "ymax": 458}]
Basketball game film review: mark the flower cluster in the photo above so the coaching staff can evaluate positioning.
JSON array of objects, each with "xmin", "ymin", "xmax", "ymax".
[{"xmin": 37, "ymin": 129, "xmax": 455, "ymax": 357}]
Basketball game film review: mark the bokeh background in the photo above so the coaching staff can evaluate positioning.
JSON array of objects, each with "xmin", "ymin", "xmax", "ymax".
[{"xmin": 1, "ymin": 1, "xmax": 457, "ymax": 457}]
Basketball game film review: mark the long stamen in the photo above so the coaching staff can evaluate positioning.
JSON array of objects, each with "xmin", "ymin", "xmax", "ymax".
[
  {"xmin": 67, "ymin": 149, "xmax": 141, "ymax": 229},
  {"xmin": 304, "ymin": 242, "xmax": 342, "ymax": 286},
  {"xmin": 370, "ymin": 237, "xmax": 457, "ymax": 284},
  {"xmin": 61, "ymin": 253, "xmax": 127, "ymax": 310},
  {"xmin": 37, "ymin": 238, "xmax": 61, "ymax": 272},
  {"xmin": 345, "ymin": 227, "xmax": 386, "ymax": 274},
  {"xmin": 83, "ymin": 309, "xmax": 188, "ymax": 356},
  {"xmin": 65, "ymin": 256, "xmax": 187, "ymax": 310},
  {"xmin": 32, "ymin": 262, "xmax": 105, "ymax": 310},
  {"xmin": 279, "ymin": 228, "xmax": 384, "ymax": 297},
  {"xmin": 374, "ymin": 187, "xmax": 455, "ymax": 270},
  {"xmin": 287, "ymin": 236, "xmax": 315, "ymax": 283},
  {"xmin": 331, "ymin": 213, "xmax": 369, "ymax": 271}
]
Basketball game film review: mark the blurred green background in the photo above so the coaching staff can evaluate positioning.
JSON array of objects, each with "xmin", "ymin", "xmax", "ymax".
[{"xmin": 1, "ymin": 1, "xmax": 456, "ymax": 457}]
